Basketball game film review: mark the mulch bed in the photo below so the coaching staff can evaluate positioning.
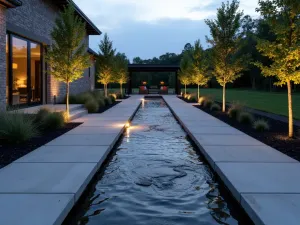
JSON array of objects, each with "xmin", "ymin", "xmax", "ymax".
[
  {"xmin": 0, "ymin": 123, "xmax": 82, "ymax": 169},
  {"xmin": 191, "ymin": 102, "xmax": 300, "ymax": 162}
]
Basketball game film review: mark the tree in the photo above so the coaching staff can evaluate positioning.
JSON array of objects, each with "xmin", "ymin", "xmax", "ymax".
[
  {"xmin": 114, "ymin": 53, "xmax": 129, "ymax": 95},
  {"xmin": 178, "ymin": 52, "xmax": 192, "ymax": 95},
  {"xmin": 205, "ymin": 0, "xmax": 245, "ymax": 112},
  {"xmin": 46, "ymin": 5, "xmax": 90, "ymax": 116},
  {"xmin": 254, "ymin": 0, "xmax": 300, "ymax": 138},
  {"xmin": 133, "ymin": 57, "xmax": 143, "ymax": 64},
  {"xmin": 190, "ymin": 40, "xmax": 210, "ymax": 100},
  {"xmin": 97, "ymin": 33, "xmax": 115, "ymax": 97}
]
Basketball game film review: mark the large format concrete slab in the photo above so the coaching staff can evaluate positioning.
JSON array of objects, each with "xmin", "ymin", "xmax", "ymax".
[
  {"xmin": 46, "ymin": 134, "xmax": 118, "ymax": 146},
  {"xmin": 0, "ymin": 194, "xmax": 74, "ymax": 225},
  {"xmin": 163, "ymin": 95, "xmax": 300, "ymax": 225},
  {"xmin": 15, "ymin": 146, "xmax": 111, "ymax": 164},
  {"xmin": 0, "ymin": 96, "xmax": 142, "ymax": 225},
  {"xmin": 0, "ymin": 162, "xmax": 98, "ymax": 200},
  {"xmin": 241, "ymin": 194, "xmax": 300, "ymax": 225}
]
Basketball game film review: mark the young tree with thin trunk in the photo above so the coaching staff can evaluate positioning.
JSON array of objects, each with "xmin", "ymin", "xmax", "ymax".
[
  {"xmin": 178, "ymin": 52, "xmax": 192, "ymax": 95},
  {"xmin": 97, "ymin": 33, "xmax": 115, "ymax": 97},
  {"xmin": 46, "ymin": 5, "xmax": 90, "ymax": 116},
  {"xmin": 114, "ymin": 53, "xmax": 129, "ymax": 95},
  {"xmin": 190, "ymin": 40, "xmax": 209, "ymax": 100},
  {"xmin": 205, "ymin": 0, "xmax": 246, "ymax": 112},
  {"xmin": 254, "ymin": 0, "xmax": 300, "ymax": 138}
]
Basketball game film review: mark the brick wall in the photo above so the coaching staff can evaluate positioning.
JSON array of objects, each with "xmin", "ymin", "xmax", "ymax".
[
  {"xmin": 0, "ymin": 6, "xmax": 6, "ymax": 110},
  {"xmin": 6, "ymin": 0, "xmax": 95, "ymax": 105}
]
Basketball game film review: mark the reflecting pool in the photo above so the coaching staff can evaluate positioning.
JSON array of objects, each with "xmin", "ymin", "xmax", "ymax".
[{"xmin": 70, "ymin": 99, "xmax": 249, "ymax": 225}]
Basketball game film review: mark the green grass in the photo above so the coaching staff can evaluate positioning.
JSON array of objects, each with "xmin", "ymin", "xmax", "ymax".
[{"xmin": 187, "ymin": 88, "xmax": 300, "ymax": 120}]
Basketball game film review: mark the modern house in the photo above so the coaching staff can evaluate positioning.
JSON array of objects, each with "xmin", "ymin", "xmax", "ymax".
[{"xmin": 0, "ymin": 0, "xmax": 101, "ymax": 110}]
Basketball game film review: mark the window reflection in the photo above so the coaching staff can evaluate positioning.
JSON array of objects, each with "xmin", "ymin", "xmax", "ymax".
[{"xmin": 12, "ymin": 37, "xmax": 28, "ymax": 105}]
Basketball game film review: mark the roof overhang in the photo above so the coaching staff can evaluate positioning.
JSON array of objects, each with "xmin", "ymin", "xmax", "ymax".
[
  {"xmin": 128, "ymin": 64, "xmax": 180, "ymax": 73},
  {"xmin": 88, "ymin": 48, "xmax": 98, "ymax": 56},
  {"xmin": 53, "ymin": 0, "xmax": 101, "ymax": 35},
  {"xmin": 0, "ymin": 0, "xmax": 22, "ymax": 8}
]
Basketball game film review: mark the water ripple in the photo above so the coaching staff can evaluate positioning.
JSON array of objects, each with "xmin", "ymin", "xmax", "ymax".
[{"xmin": 75, "ymin": 99, "xmax": 241, "ymax": 225}]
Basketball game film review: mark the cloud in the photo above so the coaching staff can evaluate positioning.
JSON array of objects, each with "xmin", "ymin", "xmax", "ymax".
[{"xmin": 74, "ymin": 0, "xmax": 259, "ymax": 60}]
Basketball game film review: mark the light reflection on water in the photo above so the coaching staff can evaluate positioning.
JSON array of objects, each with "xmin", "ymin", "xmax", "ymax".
[{"xmin": 74, "ymin": 99, "xmax": 243, "ymax": 225}]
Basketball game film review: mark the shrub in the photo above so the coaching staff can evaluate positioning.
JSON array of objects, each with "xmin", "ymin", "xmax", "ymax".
[
  {"xmin": 253, "ymin": 119, "xmax": 270, "ymax": 131},
  {"xmin": 238, "ymin": 112, "xmax": 254, "ymax": 125},
  {"xmin": 98, "ymin": 98, "xmax": 106, "ymax": 108},
  {"xmin": 109, "ymin": 94, "xmax": 116, "ymax": 103},
  {"xmin": 92, "ymin": 91, "xmax": 104, "ymax": 100},
  {"xmin": 35, "ymin": 108, "xmax": 51, "ymax": 123},
  {"xmin": 198, "ymin": 96, "xmax": 206, "ymax": 106},
  {"xmin": 210, "ymin": 103, "xmax": 221, "ymax": 111},
  {"xmin": 190, "ymin": 96, "xmax": 197, "ymax": 102},
  {"xmin": 116, "ymin": 92, "xmax": 124, "ymax": 99},
  {"xmin": 0, "ymin": 111, "xmax": 39, "ymax": 143},
  {"xmin": 42, "ymin": 112, "xmax": 65, "ymax": 130},
  {"xmin": 76, "ymin": 92, "xmax": 94, "ymax": 104},
  {"xmin": 84, "ymin": 99, "xmax": 99, "ymax": 113},
  {"xmin": 104, "ymin": 97, "xmax": 112, "ymax": 106},
  {"xmin": 204, "ymin": 99, "xmax": 213, "ymax": 108},
  {"xmin": 228, "ymin": 102, "xmax": 244, "ymax": 119}
]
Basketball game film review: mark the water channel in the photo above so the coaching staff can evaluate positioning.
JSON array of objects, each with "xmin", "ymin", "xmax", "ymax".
[{"xmin": 68, "ymin": 99, "xmax": 250, "ymax": 225}]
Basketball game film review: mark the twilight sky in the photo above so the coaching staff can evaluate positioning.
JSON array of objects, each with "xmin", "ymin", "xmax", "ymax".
[{"xmin": 74, "ymin": 0, "xmax": 259, "ymax": 61}]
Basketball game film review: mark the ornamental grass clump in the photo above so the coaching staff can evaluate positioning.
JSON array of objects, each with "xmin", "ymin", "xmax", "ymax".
[
  {"xmin": 238, "ymin": 112, "xmax": 254, "ymax": 125},
  {"xmin": 35, "ymin": 108, "xmax": 51, "ymax": 123},
  {"xmin": 41, "ymin": 112, "xmax": 65, "ymax": 130},
  {"xmin": 253, "ymin": 119, "xmax": 270, "ymax": 132},
  {"xmin": 109, "ymin": 94, "xmax": 116, "ymax": 103},
  {"xmin": 84, "ymin": 99, "xmax": 99, "ymax": 113},
  {"xmin": 0, "ymin": 111, "xmax": 39, "ymax": 143},
  {"xmin": 104, "ymin": 97, "xmax": 112, "ymax": 106},
  {"xmin": 210, "ymin": 103, "xmax": 221, "ymax": 111},
  {"xmin": 203, "ymin": 99, "xmax": 213, "ymax": 108},
  {"xmin": 98, "ymin": 98, "xmax": 106, "ymax": 108},
  {"xmin": 198, "ymin": 96, "xmax": 206, "ymax": 106},
  {"xmin": 228, "ymin": 102, "xmax": 244, "ymax": 119},
  {"xmin": 76, "ymin": 92, "xmax": 94, "ymax": 104}
]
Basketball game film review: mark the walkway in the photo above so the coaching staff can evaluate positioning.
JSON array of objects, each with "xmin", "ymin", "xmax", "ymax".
[
  {"xmin": 0, "ymin": 96, "xmax": 141, "ymax": 225},
  {"xmin": 163, "ymin": 95, "xmax": 300, "ymax": 225}
]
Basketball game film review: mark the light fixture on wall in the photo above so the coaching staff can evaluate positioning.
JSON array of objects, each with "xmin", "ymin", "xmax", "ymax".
[{"xmin": 12, "ymin": 63, "xmax": 18, "ymax": 70}]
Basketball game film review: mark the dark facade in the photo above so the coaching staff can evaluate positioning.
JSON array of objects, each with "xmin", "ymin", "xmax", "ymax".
[{"xmin": 0, "ymin": 0, "xmax": 100, "ymax": 110}]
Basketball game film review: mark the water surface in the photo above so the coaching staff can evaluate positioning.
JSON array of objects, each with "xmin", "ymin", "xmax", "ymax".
[{"xmin": 72, "ymin": 99, "xmax": 246, "ymax": 225}]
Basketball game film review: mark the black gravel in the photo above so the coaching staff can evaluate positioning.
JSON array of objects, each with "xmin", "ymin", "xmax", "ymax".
[
  {"xmin": 0, "ymin": 123, "xmax": 81, "ymax": 169},
  {"xmin": 192, "ymin": 103, "xmax": 300, "ymax": 162}
]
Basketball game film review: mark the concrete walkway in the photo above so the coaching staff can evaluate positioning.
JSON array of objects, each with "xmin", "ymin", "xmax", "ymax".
[
  {"xmin": 163, "ymin": 95, "xmax": 300, "ymax": 225},
  {"xmin": 0, "ymin": 96, "xmax": 141, "ymax": 225}
]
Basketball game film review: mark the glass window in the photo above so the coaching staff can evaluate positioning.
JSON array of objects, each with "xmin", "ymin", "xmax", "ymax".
[
  {"xmin": 30, "ymin": 42, "xmax": 41, "ymax": 103},
  {"xmin": 12, "ymin": 37, "xmax": 28, "ymax": 105}
]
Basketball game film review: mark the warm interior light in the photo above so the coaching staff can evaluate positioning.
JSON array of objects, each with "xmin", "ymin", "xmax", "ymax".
[{"xmin": 12, "ymin": 63, "xmax": 18, "ymax": 69}]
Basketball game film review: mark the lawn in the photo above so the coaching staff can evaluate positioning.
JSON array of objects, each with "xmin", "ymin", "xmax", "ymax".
[{"xmin": 187, "ymin": 88, "xmax": 300, "ymax": 120}]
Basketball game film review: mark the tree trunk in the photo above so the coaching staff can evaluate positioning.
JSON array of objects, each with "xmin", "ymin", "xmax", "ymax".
[
  {"xmin": 185, "ymin": 84, "xmax": 187, "ymax": 95},
  {"xmin": 222, "ymin": 83, "xmax": 226, "ymax": 112},
  {"xmin": 287, "ymin": 80, "xmax": 293, "ymax": 138},
  {"xmin": 66, "ymin": 82, "xmax": 70, "ymax": 116},
  {"xmin": 120, "ymin": 83, "xmax": 123, "ymax": 96},
  {"xmin": 104, "ymin": 84, "xmax": 108, "ymax": 97},
  {"xmin": 197, "ymin": 84, "xmax": 200, "ymax": 100}
]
